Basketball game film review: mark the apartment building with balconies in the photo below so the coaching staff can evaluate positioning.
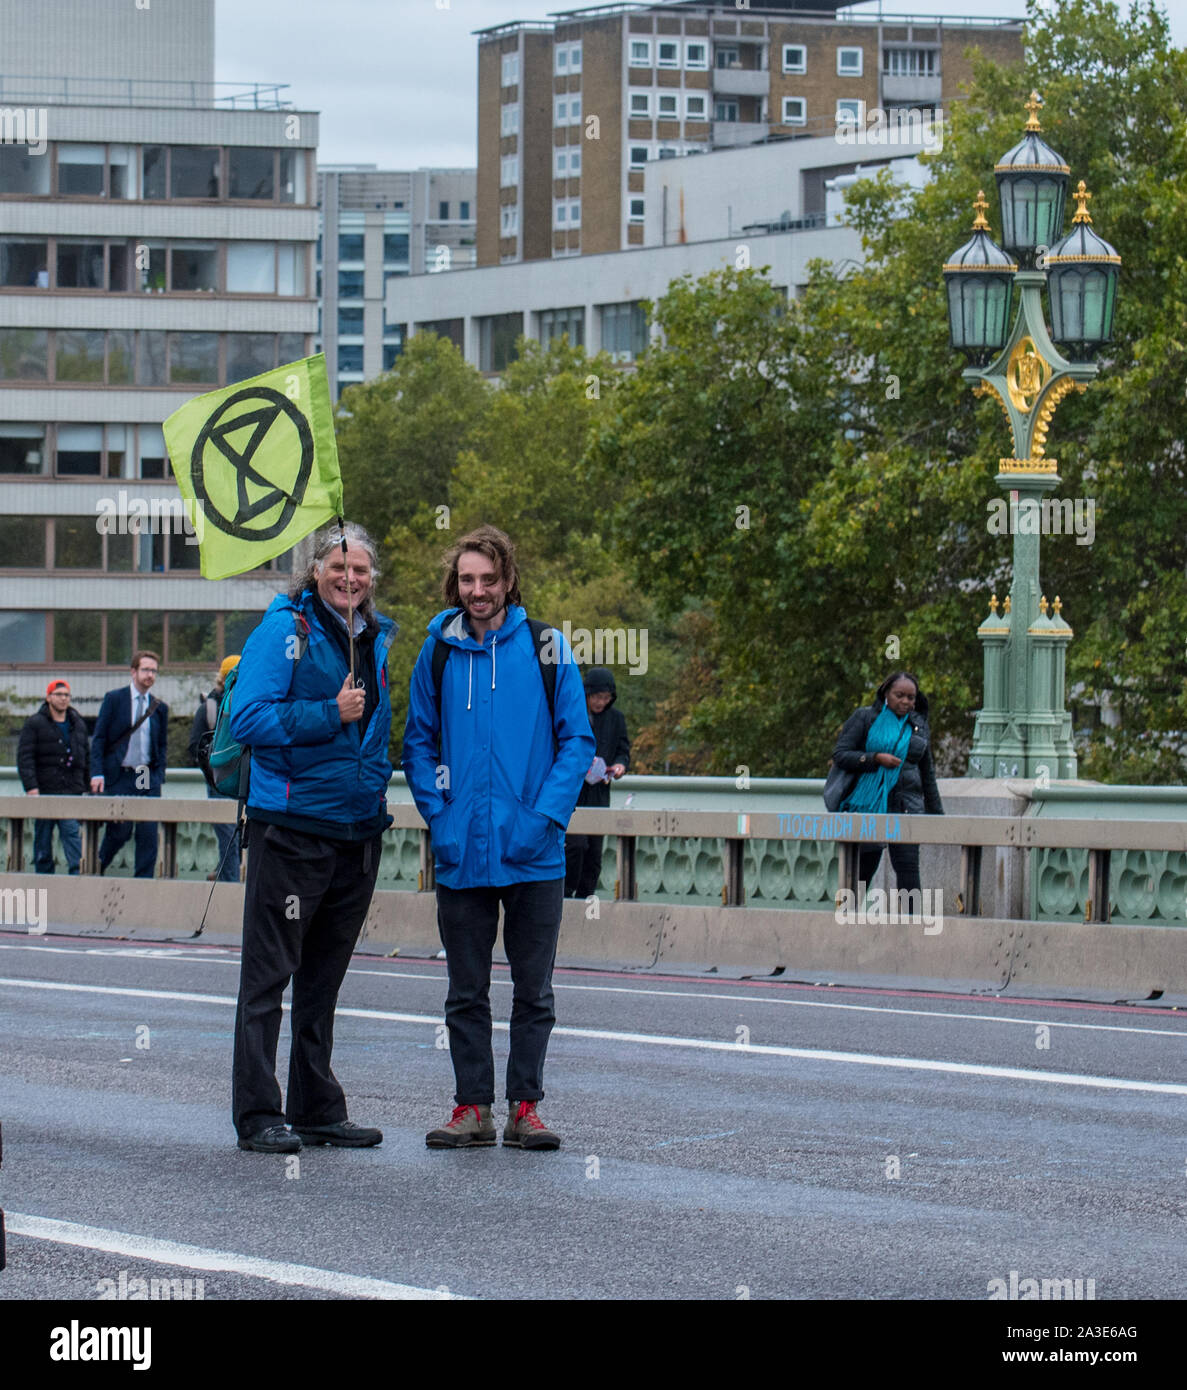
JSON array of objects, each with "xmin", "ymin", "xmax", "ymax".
[
  {"xmin": 0, "ymin": 0, "xmax": 318, "ymax": 715},
  {"xmin": 476, "ymin": 0, "xmax": 1022, "ymax": 264}
]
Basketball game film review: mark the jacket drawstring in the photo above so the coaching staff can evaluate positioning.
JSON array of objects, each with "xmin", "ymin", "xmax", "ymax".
[
  {"xmin": 491, "ymin": 635, "xmax": 497, "ymax": 689},
  {"xmin": 467, "ymin": 653, "xmax": 473, "ymax": 711}
]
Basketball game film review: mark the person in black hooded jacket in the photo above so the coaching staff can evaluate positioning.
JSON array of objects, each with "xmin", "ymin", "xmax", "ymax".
[
  {"xmin": 565, "ymin": 666, "xmax": 630, "ymax": 898},
  {"xmin": 17, "ymin": 679, "xmax": 90, "ymax": 874},
  {"xmin": 831, "ymin": 670, "xmax": 943, "ymax": 895}
]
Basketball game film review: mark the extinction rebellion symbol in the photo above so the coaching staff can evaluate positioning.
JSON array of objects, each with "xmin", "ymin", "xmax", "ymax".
[{"xmin": 189, "ymin": 386, "xmax": 314, "ymax": 541}]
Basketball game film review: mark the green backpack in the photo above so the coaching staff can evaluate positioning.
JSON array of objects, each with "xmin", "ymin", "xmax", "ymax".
[{"xmin": 198, "ymin": 613, "xmax": 310, "ymax": 799}]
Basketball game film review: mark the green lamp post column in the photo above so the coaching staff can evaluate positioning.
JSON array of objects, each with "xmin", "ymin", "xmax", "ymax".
[{"xmin": 943, "ymin": 93, "xmax": 1121, "ymax": 779}]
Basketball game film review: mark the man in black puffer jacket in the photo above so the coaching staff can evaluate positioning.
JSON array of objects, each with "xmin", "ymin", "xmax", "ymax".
[
  {"xmin": 831, "ymin": 670, "xmax": 943, "ymax": 894},
  {"xmin": 565, "ymin": 667, "xmax": 630, "ymax": 898},
  {"xmin": 17, "ymin": 679, "xmax": 90, "ymax": 874}
]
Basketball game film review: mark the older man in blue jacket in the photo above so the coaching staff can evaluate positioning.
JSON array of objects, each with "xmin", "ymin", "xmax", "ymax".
[
  {"xmin": 404, "ymin": 525, "xmax": 593, "ymax": 1151},
  {"xmin": 229, "ymin": 522, "xmax": 396, "ymax": 1154}
]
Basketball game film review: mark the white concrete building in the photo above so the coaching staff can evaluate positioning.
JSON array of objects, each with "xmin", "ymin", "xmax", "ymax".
[{"xmin": 0, "ymin": 0, "xmax": 318, "ymax": 716}]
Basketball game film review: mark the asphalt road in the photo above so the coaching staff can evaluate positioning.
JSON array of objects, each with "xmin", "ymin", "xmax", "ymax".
[{"xmin": 1, "ymin": 929, "xmax": 1185, "ymax": 1302}]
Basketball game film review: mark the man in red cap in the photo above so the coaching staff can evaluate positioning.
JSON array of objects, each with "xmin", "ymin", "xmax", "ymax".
[{"xmin": 17, "ymin": 679, "xmax": 90, "ymax": 873}]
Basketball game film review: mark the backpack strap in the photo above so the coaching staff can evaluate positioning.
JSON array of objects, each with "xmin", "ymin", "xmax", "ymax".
[{"xmin": 205, "ymin": 696, "xmax": 217, "ymax": 730}]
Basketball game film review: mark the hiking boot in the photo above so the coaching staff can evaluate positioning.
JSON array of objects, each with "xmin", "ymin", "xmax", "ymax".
[
  {"xmin": 425, "ymin": 1103, "xmax": 496, "ymax": 1148},
  {"xmin": 503, "ymin": 1101, "xmax": 560, "ymax": 1151},
  {"xmin": 237, "ymin": 1124, "xmax": 301, "ymax": 1154},
  {"xmin": 292, "ymin": 1120, "xmax": 383, "ymax": 1148}
]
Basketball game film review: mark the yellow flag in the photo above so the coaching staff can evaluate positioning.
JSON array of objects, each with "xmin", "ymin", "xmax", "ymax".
[{"xmin": 163, "ymin": 354, "xmax": 343, "ymax": 580}]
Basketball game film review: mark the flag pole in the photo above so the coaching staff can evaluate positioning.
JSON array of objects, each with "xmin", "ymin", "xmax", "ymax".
[{"xmin": 338, "ymin": 515, "xmax": 355, "ymax": 683}]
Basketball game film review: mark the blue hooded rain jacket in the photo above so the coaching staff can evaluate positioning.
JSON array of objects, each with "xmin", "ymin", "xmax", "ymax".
[
  {"xmin": 402, "ymin": 605, "xmax": 594, "ymax": 889},
  {"xmin": 231, "ymin": 590, "xmax": 397, "ymax": 837}
]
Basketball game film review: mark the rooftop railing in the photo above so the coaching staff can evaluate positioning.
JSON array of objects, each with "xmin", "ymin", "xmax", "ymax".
[{"xmin": 0, "ymin": 76, "xmax": 293, "ymax": 109}]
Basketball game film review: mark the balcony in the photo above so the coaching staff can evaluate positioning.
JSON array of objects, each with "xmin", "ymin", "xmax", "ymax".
[
  {"xmin": 711, "ymin": 120, "xmax": 770, "ymax": 148},
  {"xmin": 712, "ymin": 67, "xmax": 768, "ymax": 98},
  {"xmin": 881, "ymin": 74, "xmax": 943, "ymax": 105}
]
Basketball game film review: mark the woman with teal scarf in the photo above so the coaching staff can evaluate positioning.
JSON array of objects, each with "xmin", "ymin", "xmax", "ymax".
[{"xmin": 831, "ymin": 671, "xmax": 944, "ymax": 894}]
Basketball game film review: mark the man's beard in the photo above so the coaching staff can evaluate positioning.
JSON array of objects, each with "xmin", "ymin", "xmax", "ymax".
[{"xmin": 462, "ymin": 593, "xmax": 506, "ymax": 624}]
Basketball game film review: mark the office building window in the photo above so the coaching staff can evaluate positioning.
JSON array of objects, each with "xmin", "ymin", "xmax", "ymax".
[
  {"xmin": 56, "ymin": 423, "xmax": 104, "ymax": 476},
  {"xmin": 0, "ymin": 238, "xmax": 48, "ymax": 287},
  {"xmin": 55, "ymin": 240, "xmax": 105, "ymax": 289},
  {"xmin": 599, "ymin": 302, "xmax": 648, "ymax": 362},
  {"xmin": 555, "ymin": 148, "xmax": 582, "ymax": 177},
  {"xmin": 54, "ymin": 329, "xmax": 106, "ymax": 382},
  {"xmin": 228, "ymin": 147, "xmax": 274, "ymax": 199},
  {"xmin": 500, "ymin": 104, "xmax": 520, "ymax": 136},
  {"xmin": 383, "ymin": 342, "xmax": 403, "ymax": 370},
  {"xmin": 657, "ymin": 41, "xmax": 679, "ymax": 69},
  {"xmin": 0, "ymin": 612, "xmax": 45, "ymax": 661},
  {"xmin": 227, "ymin": 243, "xmax": 276, "ymax": 293},
  {"xmin": 715, "ymin": 100, "xmax": 739, "ymax": 122},
  {"xmin": 501, "ymin": 155, "xmax": 519, "ymax": 187},
  {"xmin": 170, "ymin": 242, "xmax": 219, "ymax": 292},
  {"xmin": 538, "ymin": 307, "xmax": 584, "ymax": 347},
  {"xmin": 629, "ymin": 39, "xmax": 651, "ymax": 67},
  {"xmin": 501, "ymin": 52, "xmax": 519, "ymax": 87},
  {"xmin": 782, "ymin": 97, "xmax": 806, "ymax": 125},
  {"xmin": 685, "ymin": 42, "xmax": 708, "ymax": 70},
  {"xmin": 630, "ymin": 93, "xmax": 651, "ymax": 118},
  {"xmin": 628, "ymin": 145, "xmax": 649, "ymax": 170},
  {"xmin": 338, "ymin": 269, "xmax": 364, "ymax": 299},
  {"xmin": 279, "ymin": 149, "xmax": 306, "ymax": 204},
  {"xmin": 439, "ymin": 200, "xmax": 450, "ymax": 219},
  {"xmin": 338, "ymin": 344, "xmax": 363, "ymax": 372},
  {"xmin": 686, "ymin": 94, "xmax": 707, "ymax": 120},
  {"xmin": 783, "ymin": 45, "xmax": 806, "ymax": 74},
  {"xmin": 500, "ymin": 205, "xmax": 519, "ymax": 236},
  {"xmin": 459, "ymin": 201, "xmax": 471, "ymax": 219},
  {"xmin": 0, "ymin": 328, "xmax": 48, "ymax": 380},
  {"xmin": 55, "ymin": 516, "xmax": 103, "ymax": 568},
  {"xmin": 56, "ymin": 143, "xmax": 105, "ymax": 196},
  {"xmin": 657, "ymin": 94, "xmax": 679, "ymax": 118},
  {"xmin": 0, "ymin": 423, "xmax": 46, "ymax": 474},
  {"xmin": 716, "ymin": 46, "xmax": 739, "ymax": 69},
  {"xmin": 837, "ymin": 99, "xmax": 863, "ymax": 124},
  {"xmin": 226, "ymin": 333, "xmax": 277, "ymax": 384},
  {"xmin": 628, "ymin": 198, "xmax": 645, "ymax": 223},
  {"xmin": 837, "ymin": 47, "xmax": 863, "ymax": 76},
  {"xmin": 337, "ymin": 232, "xmax": 365, "ymax": 261},
  {"xmin": 383, "ymin": 231, "xmax": 409, "ymax": 262},
  {"xmin": 0, "ymin": 143, "xmax": 50, "ymax": 194},
  {"xmin": 169, "ymin": 332, "xmax": 219, "ymax": 384},
  {"xmin": 478, "ymin": 312, "xmax": 523, "ymax": 373},
  {"xmin": 0, "ymin": 515, "xmax": 48, "ymax": 566},
  {"xmin": 170, "ymin": 146, "xmax": 220, "ymax": 198},
  {"xmin": 553, "ymin": 198, "xmax": 580, "ymax": 228},
  {"xmin": 338, "ymin": 307, "xmax": 364, "ymax": 336}
]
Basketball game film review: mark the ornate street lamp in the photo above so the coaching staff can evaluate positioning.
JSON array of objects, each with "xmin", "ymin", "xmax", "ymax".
[
  {"xmin": 943, "ymin": 92, "xmax": 1122, "ymax": 780},
  {"xmin": 943, "ymin": 192, "xmax": 1017, "ymax": 366},
  {"xmin": 1047, "ymin": 181, "xmax": 1122, "ymax": 362}
]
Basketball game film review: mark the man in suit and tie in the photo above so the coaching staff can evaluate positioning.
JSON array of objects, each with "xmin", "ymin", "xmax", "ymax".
[{"xmin": 90, "ymin": 650, "xmax": 170, "ymax": 877}]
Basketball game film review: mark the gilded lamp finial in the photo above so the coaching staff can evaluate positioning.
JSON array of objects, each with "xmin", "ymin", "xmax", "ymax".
[
  {"xmin": 1024, "ymin": 90, "xmax": 1042, "ymax": 131},
  {"xmin": 972, "ymin": 189, "xmax": 990, "ymax": 230},
  {"xmin": 1039, "ymin": 595, "xmax": 1049, "ymax": 617},
  {"xmin": 989, "ymin": 593, "xmax": 999, "ymax": 614},
  {"xmin": 1071, "ymin": 180, "xmax": 1093, "ymax": 224},
  {"xmin": 1053, "ymin": 595, "xmax": 1064, "ymax": 615},
  {"xmin": 1003, "ymin": 595, "xmax": 1012, "ymax": 614}
]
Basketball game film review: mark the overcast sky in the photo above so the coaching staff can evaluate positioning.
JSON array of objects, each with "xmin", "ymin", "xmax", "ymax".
[{"xmin": 214, "ymin": 0, "xmax": 1184, "ymax": 169}]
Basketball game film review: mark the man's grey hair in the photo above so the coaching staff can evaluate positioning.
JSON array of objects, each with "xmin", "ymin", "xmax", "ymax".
[{"xmin": 290, "ymin": 522, "xmax": 381, "ymax": 619}]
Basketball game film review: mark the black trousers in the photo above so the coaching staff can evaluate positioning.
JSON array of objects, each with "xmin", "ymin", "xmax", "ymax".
[
  {"xmin": 859, "ymin": 843, "xmax": 922, "ymax": 895},
  {"xmin": 97, "ymin": 767, "xmax": 160, "ymax": 878},
  {"xmin": 564, "ymin": 833, "xmax": 605, "ymax": 898},
  {"xmin": 232, "ymin": 823, "xmax": 381, "ymax": 1139},
  {"xmin": 436, "ymin": 879, "xmax": 564, "ymax": 1106}
]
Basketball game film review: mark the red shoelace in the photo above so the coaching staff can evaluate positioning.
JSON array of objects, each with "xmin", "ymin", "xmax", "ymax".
[
  {"xmin": 515, "ymin": 1102, "xmax": 547, "ymax": 1128},
  {"xmin": 448, "ymin": 1104, "xmax": 482, "ymax": 1126}
]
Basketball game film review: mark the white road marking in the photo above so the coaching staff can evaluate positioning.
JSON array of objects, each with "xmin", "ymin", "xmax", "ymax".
[
  {"xmin": 2, "ymin": 975, "xmax": 1184, "ymax": 1097},
  {"xmin": 2, "ymin": 942, "xmax": 1183, "ymax": 1039},
  {"xmin": 5, "ymin": 1214, "xmax": 461, "ymax": 1300}
]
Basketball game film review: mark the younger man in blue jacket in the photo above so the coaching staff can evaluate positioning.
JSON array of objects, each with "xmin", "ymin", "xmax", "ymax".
[
  {"xmin": 403, "ymin": 525, "xmax": 593, "ymax": 1150},
  {"xmin": 229, "ymin": 523, "xmax": 396, "ymax": 1154}
]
